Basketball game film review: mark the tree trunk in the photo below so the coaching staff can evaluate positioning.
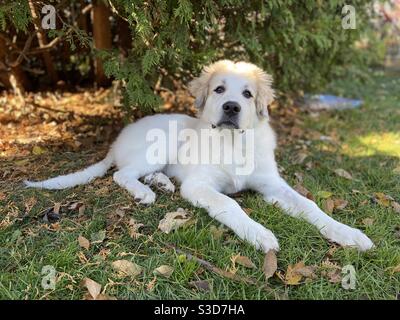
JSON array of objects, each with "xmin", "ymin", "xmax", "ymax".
[
  {"xmin": 117, "ymin": 17, "xmax": 131, "ymax": 56},
  {"xmin": 28, "ymin": 0, "xmax": 58, "ymax": 84},
  {"xmin": 92, "ymin": 0, "xmax": 112, "ymax": 87},
  {"xmin": 0, "ymin": 36, "xmax": 31, "ymax": 93}
]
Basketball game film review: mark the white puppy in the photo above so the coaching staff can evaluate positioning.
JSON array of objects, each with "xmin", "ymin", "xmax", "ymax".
[{"xmin": 25, "ymin": 60, "xmax": 374, "ymax": 252}]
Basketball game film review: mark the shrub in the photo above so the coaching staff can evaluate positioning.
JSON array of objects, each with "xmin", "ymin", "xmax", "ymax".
[{"xmin": 0, "ymin": 0, "xmax": 383, "ymax": 112}]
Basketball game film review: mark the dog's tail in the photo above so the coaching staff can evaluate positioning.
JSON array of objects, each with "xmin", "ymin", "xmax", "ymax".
[{"xmin": 24, "ymin": 151, "xmax": 114, "ymax": 190}]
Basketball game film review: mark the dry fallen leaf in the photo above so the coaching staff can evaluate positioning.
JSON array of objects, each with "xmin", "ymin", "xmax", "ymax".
[
  {"xmin": 324, "ymin": 198, "xmax": 348, "ymax": 214},
  {"xmin": 112, "ymin": 260, "xmax": 142, "ymax": 278},
  {"xmin": 294, "ymin": 183, "xmax": 314, "ymax": 201},
  {"xmin": 392, "ymin": 201, "xmax": 400, "ymax": 214},
  {"xmin": 326, "ymin": 269, "xmax": 342, "ymax": 283},
  {"xmin": 362, "ymin": 218, "xmax": 374, "ymax": 226},
  {"xmin": 81, "ymin": 277, "xmax": 101, "ymax": 300},
  {"xmin": 128, "ymin": 218, "xmax": 144, "ymax": 239},
  {"xmin": 53, "ymin": 202, "xmax": 61, "ymax": 214},
  {"xmin": 334, "ymin": 168, "xmax": 353, "ymax": 180},
  {"xmin": 158, "ymin": 208, "xmax": 190, "ymax": 234},
  {"xmin": 390, "ymin": 264, "xmax": 400, "ymax": 274},
  {"xmin": 334, "ymin": 198, "xmax": 348, "ymax": 210},
  {"xmin": 78, "ymin": 235, "xmax": 90, "ymax": 250},
  {"xmin": 263, "ymin": 250, "xmax": 277, "ymax": 281},
  {"xmin": 146, "ymin": 276, "xmax": 157, "ymax": 292},
  {"xmin": 324, "ymin": 198, "xmax": 335, "ymax": 214},
  {"xmin": 372, "ymin": 192, "xmax": 392, "ymax": 207},
  {"xmin": 295, "ymin": 265, "xmax": 317, "ymax": 279},
  {"xmin": 285, "ymin": 263, "xmax": 303, "ymax": 285},
  {"xmin": 154, "ymin": 265, "xmax": 174, "ymax": 278},
  {"xmin": 232, "ymin": 255, "xmax": 256, "ymax": 269}
]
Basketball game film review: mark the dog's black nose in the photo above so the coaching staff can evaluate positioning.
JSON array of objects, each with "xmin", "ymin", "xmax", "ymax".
[{"xmin": 222, "ymin": 101, "xmax": 241, "ymax": 115}]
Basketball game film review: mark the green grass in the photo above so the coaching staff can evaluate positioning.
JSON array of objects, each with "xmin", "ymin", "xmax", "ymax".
[{"xmin": 0, "ymin": 69, "xmax": 399, "ymax": 300}]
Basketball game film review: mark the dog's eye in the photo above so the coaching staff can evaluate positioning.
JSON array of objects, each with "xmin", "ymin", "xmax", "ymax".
[
  {"xmin": 214, "ymin": 86, "xmax": 225, "ymax": 94},
  {"xmin": 242, "ymin": 90, "xmax": 252, "ymax": 99}
]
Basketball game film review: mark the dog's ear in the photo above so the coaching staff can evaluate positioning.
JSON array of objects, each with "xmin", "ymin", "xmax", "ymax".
[
  {"xmin": 255, "ymin": 69, "xmax": 275, "ymax": 120},
  {"xmin": 188, "ymin": 66, "xmax": 213, "ymax": 109}
]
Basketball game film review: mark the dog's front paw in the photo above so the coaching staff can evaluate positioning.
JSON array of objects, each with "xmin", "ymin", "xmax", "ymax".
[
  {"xmin": 144, "ymin": 172, "xmax": 175, "ymax": 193},
  {"xmin": 132, "ymin": 184, "xmax": 156, "ymax": 205},
  {"xmin": 322, "ymin": 222, "xmax": 374, "ymax": 251},
  {"xmin": 242, "ymin": 222, "xmax": 279, "ymax": 253}
]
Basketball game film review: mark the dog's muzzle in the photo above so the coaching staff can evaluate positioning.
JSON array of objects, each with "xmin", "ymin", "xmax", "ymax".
[{"xmin": 216, "ymin": 101, "xmax": 241, "ymax": 129}]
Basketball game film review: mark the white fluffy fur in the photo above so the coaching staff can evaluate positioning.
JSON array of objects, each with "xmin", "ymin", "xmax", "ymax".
[{"xmin": 25, "ymin": 60, "xmax": 374, "ymax": 252}]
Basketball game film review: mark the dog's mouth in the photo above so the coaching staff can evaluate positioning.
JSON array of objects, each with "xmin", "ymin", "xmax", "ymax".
[{"xmin": 214, "ymin": 120, "xmax": 240, "ymax": 130}]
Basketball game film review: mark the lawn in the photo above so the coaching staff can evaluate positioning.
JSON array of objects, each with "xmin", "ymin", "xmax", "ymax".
[{"xmin": 0, "ymin": 69, "xmax": 399, "ymax": 300}]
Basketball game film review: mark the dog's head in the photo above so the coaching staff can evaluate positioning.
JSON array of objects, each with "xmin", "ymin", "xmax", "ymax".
[{"xmin": 188, "ymin": 60, "xmax": 275, "ymax": 130}]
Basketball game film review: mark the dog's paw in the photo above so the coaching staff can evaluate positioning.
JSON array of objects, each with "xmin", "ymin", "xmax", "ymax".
[
  {"xmin": 242, "ymin": 222, "xmax": 280, "ymax": 253},
  {"xmin": 132, "ymin": 184, "xmax": 156, "ymax": 205},
  {"xmin": 322, "ymin": 222, "xmax": 374, "ymax": 251},
  {"xmin": 144, "ymin": 172, "xmax": 175, "ymax": 193}
]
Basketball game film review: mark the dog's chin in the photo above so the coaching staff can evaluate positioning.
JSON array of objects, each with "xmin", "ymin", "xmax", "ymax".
[{"xmin": 214, "ymin": 120, "xmax": 240, "ymax": 130}]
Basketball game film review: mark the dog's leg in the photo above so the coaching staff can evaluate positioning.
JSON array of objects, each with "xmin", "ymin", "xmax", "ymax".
[
  {"xmin": 180, "ymin": 180, "xmax": 279, "ymax": 252},
  {"xmin": 113, "ymin": 167, "xmax": 156, "ymax": 204},
  {"xmin": 251, "ymin": 176, "xmax": 374, "ymax": 251},
  {"xmin": 143, "ymin": 172, "xmax": 175, "ymax": 193}
]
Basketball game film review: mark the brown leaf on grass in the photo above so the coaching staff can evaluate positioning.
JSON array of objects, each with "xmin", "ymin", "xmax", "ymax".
[
  {"xmin": 334, "ymin": 198, "xmax": 348, "ymax": 210},
  {"xmin": 392, "ymin": 202, "xmax": 400, "ymax": 214},
  {"xmin": 295, "ymin": 265, "xmax": 317, "ymax": 279},
  {"xmin": 128, "ymin": 218, "xmax": 144, "ymax": 239},
  {"xmin": 284, "ymin": 263, "xmax": 303, "ymax": 285},
  {"xmin": 320, "ymin": 259, "xmax": 342, "ymax": 283},
  {"xmin": 78, "ymin": 251, "xmax": 89, "ymax": 264},
  {"xmin": 393, "ymin": 166, "xmax": 400, "ymax": 175},
  {"xmin": 53, "ymin": 203, "xmax": 61, "ymax": 214},
  {"xmin": 232, "ymin": 255, "xmax": 256, "ymax": 269},
  {"xmin": 158, "ymin": 208, "xmax": 190, "ymax": 234},
  {"xmin": 324, "ymin": 199, "xmax": 335, "ymax": 214},
  {"xmin": 112, "ymin": 260, "xmax": 142, "ymax": 278},
  {"xmin": 372, "ymin": 192, "xmax": 392, "ymax": 207},
  {"xmin": 294, "ymin": 183, "xmax": 315, "ymax": 201},
  {"xmin": 68, "ymin": 202, "xmax": 85, "ymax": 216},
  {"xmin": 282, "ymin": 261, "xmax": 317, "ymax": 285},
  {"xmin": 334, "ymin": 169, "xmax": 353, "ymax": 180},
  {"xmin": 154, "ymin": 265, "xmax": 174, "ymax": 278},
  {"xmin": 324, "ymin": 198, "xmax": 348, "ymax": 214},
  {"xmin": 326, "ymin": 269, "xmax": 342, "ymax": 283},
  {"xmin": 263, "ymin": 250, "xmax": 277, "ymax": 281},
  {"xmin": 362, "ymin": 218, "xmax": 374, "ymax": 226},
  {"xmin": 189, "ymin": 280, "xmax": 210, "ymax": 291},
  {"xmin": 78, "ymin": 235, "xmax": 90, "ymax": 250},
  {"xmin": 81, "ymin": 277, "xmax": 101, "ymax": 300},
  {"xmin": 389, "ymin": 264, "xmax": 400, "ymax": 274}
]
